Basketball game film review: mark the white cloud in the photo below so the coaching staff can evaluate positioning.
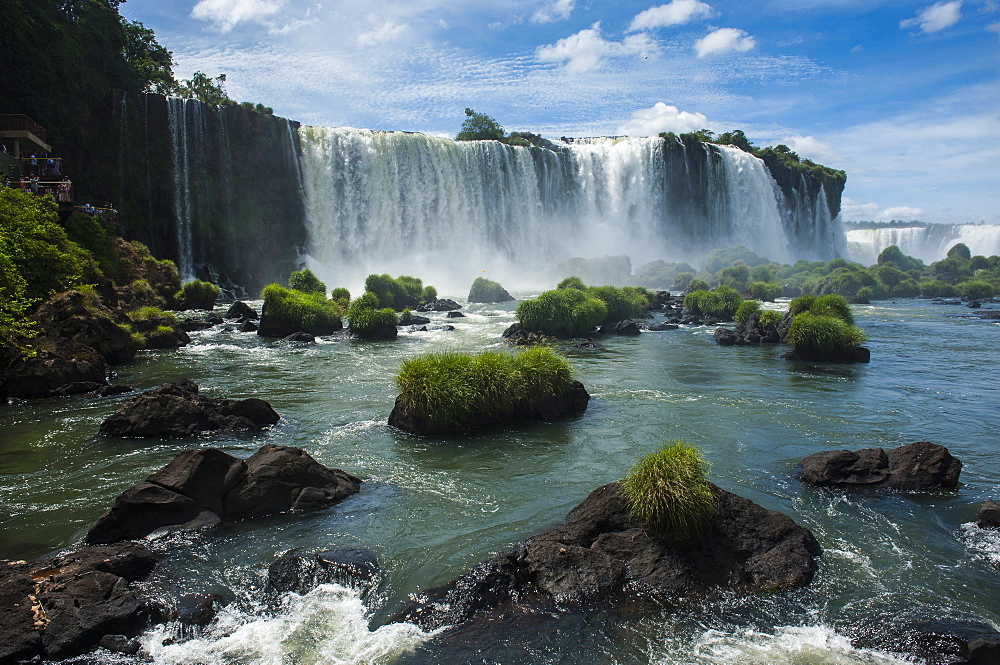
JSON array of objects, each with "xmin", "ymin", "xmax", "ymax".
[
  {"xmin": 988, "ymin": 20, "xmax": 1000, "ymax": 35},
  {"xmin": 616, "ymin": 102, "xmax": 709, "ymax": 136},
  {"xmin": 627, "ymin": 0, "xmax": 715, "ymax": 32},
  {"xmin": 900, "ymin": 1, "xmax": 963, "ymax": 33},
  {"xmin": 532, "ymin": 0, "xmax": 575, "ymax": 24},
  {"xmin": 840, "ymin": 199, "xmax": 923, "ymax": 221},
  {"xmin": 881, "ymin": 205, "xmax": 924, "ymax": 219},
  {"xmin": 357, "ymin": 20, "xmax": 408, "ymax": 48},
  {"xmin": 536, "ymin": 23, "xmax": 660, "ymax": 73},
  {"xmin": 190, "ymin": 0, "xmax": 283, "ymax": 32},
  {"xmin": 694, "ymin": 28, "xmax": 756, "ymax": 58},
  {"xmin": 778, "ymin": 135, "xmax": 842, "ymax": 164}
]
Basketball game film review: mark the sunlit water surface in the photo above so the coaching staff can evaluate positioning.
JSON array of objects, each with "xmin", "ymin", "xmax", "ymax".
[{"xmin": 1, "ymin": 298, "xmax": 997, "ymax": 664}]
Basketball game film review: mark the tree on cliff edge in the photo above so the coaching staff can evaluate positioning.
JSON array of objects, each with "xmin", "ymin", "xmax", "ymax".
[{"xmin": 456, "ymin": 108, "xmax": 506, "ymax": 142}]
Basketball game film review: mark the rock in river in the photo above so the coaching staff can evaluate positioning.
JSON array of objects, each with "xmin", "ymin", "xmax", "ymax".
[{"xmin": 800, "ymin": 441, "xmax": 962, "ymax": 491}]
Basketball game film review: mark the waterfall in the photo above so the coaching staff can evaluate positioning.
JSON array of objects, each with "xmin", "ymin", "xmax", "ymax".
[
  {"xmin": 847, "ymin": 224, "xmax": 1000, "ymax": 265},
  {"xmin": 298, "ymin": 130, "xmax": 832, "ymax": 290},
  {"xmin": 167, "ymin": 97, "xmax": 195, "ymax": 282}
]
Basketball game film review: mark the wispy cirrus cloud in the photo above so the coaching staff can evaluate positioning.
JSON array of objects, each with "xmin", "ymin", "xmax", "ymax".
[
  {"xmin": 627, "ymin": 0, "xmax": 715, "ymax": 32},
  {"xmin": 190, "ymin": 0, "xmax": 284, "ymax": 32},
  {"xmin": 531, "ymin": 0, "xmax": 575, "ymax": 24},
  {"xmin": 900, "ymin": 1, "xmax": 963, "ymax": 33}
]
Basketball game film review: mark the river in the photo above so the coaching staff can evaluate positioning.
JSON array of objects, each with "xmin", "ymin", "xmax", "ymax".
[{"xmin": 1, "ymin": 297, "xmax": 997, "ymax": 664}]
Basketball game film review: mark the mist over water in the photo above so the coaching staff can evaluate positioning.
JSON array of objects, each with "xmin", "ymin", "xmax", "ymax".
[
  {"xmin": 847, "ymin": 224, "xmax": 1000, "ymax": 265},
  {"xmin": 297, "ymin": 129, "xmax": 832, "ymax": 293}
]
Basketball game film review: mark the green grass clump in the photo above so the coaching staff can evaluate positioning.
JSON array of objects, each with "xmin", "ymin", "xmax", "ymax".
[
  {"xmin": 288, "ymin": 268, "xmax": 326, "ymax": 295},
  {"xmin": 619, "ymin": 441, "xmax": 717, "ymax": 540},
  {"xmin": 587, "ymin": 285, "xmax": 650, "ymax": 323},
  {"xmin": 515, "ymin": 288, "xmax": 607, "ymax": 337},
  {"xmin": 347, "ymin": 297, "xmax": 398, "ymax": 335},
  {"xmin": 959, "ymin": 280, "xmax": 994, "ymax": 300},
  {"xmin": 422, "ymin": 285, "xmax": 438, "ymax": 302},
  {"xmin": 468, "ymin": 277, "xmax": 513, "ymax": 303},
  {"xmin": 686, "ymin": 278, "xmax": 710, "ymax": 293},
  {"xmin": 395, "ymin": 347, "xmax": 575, "ymax": 430},
  {"xmin": 734, "ymin": 299, "xmax": 761, "ymax": 327},
  {"xmin": 855, "ymin": 286, "xmax": 875, "ymax": 301},
  {"xmin": 557, "ymin": 276, "xmax": 587, "ymax": 291},
  {"xmin": 809, "ymin": 294, "xmax": 854, "ymax": 324},
  {"xmin": 259, "ymin": 284, "xmax": 342, "ymax": 336},
  {"xmin": 757, "ymin": 310, "xmax": 783, "ymax": 328},
  {"xmin": 684, "ymin": 285, "xmax": 743, "ymax": 319},
  {"xmin": 787, "ymin": 313, "xmax": 866, "ymax": 354},
  {"xmin": 174, "ymin": 279, "xmax": 220, "ymax": 310},
  {"xmin": 127, "ymin": 306, "xmax": 177, "ymax": 324},
  {"xmin": 364, "ymin": 273, "xmax": 437, "ymax": 310},
  {"xmin": 788, "ymin": 294, "xmax": 816, "ymax": 316},
  {"xmin": 331, "ymin": 287, "xmax": 351, "ymax": 312},
  {"xmin": 748, "ymin": 281, "xmax": 782, "ymax": 302}
]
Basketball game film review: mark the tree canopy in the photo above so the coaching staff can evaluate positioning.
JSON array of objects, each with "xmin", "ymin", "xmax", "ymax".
[{"xmin": 456, "ymin": 108, "xmax": 506, "ymax": 142}]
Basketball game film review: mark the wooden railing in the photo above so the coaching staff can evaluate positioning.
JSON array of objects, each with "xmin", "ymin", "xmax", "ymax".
[{"xmin": 0, "ymin": 114, "xmax": 48, "ymax": 142}]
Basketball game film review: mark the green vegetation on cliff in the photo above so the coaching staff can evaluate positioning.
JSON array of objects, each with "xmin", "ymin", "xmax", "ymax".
[{"xmin": 258, "ymin": 284, "xmax": 342, "ymax": 337}]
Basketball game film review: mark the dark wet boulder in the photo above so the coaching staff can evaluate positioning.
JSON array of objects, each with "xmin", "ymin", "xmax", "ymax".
[
  {"xmin": 418, "ymin": 298, "xmax": 462, "ymax": 312},
  {"xmin": 177, "ymin": 593, "xmax": 224, "ymax": 627},
  {"xmin": 349, "ymin": 324, "xmax": 398, "ymax": 341},
  {"xmin": 1, "ymin": 342, "xmax": 107, "ymax": 399},
  {"xmin": 400, "ymin": 313, "xmax": 431, "ymax": 326},
  {"xmin": 31, "ymin": 290, "xmax": 136, "ymax": 364},
  {"xmin": 398, "ymin": 482, "xmax": 820, "ymax": 630},
  {"xmin": 501, "ymin": 323, "xmax": 546, "ymax": 346},
  {"xmin": 269, "ymin": 549, "xmax": 380, "ymax": 595},
  {"xmin": 645, "ymin": 322, "xmax": 679, "ymax": 331},
  {"xmin": 446, "ymin": 311, "xmax": 465, "ymax": 318},
  {"xmin": 283, "ymin": 331, "xmax": 316, "ymax": 343},
  {"xmin": 713, "ymin": 327, "xmax": 741, "ymax": 346},
  {"xmin": 869, "ymin": 619, "xmax": 1000, "ymax": 665},
  {"xmin": 800, "ymin": 441, "xmax": 961, "ymax": 491},
  {"xmin": 239, "ymin": 320, "xmax": 259, "ymax": 333},
  {"xmin": 225, "ymin": 301, "xmax": 259, "ymax": 321},
  {"xmin": 98, "ymin": 379, "xmax": 280, "ymax": 438},
  {"xmin": 179, "ymin": 317, "xmax": 215, "ymax": 332},
  {"xmin": 978, "ymin": 500, "xmax": 1000, "ymax": 529},
  {"xmin": 601, "ymin": 320, "xmax": 641, "ymax": 336},
  {"xmin": 967, "ymin": 300, "xmax": 982, "ymax": 309},
  {"xmin": 574, "ymin": 338, "xmax": 599, "ymax": 349},
  {"xmin": 52, "ymin": 381, "xmax": 108, "ymax": 397},
  {"xmin": 86, "ymin": 446, "xmax": 361, "ymax": 545},
  {"xmin": 226, "ymin": 445, "xmax": 362, "ymax": 518},
  {"xmin": 0, "ymin": 542, "xmax": 164, "ymax": 663}
]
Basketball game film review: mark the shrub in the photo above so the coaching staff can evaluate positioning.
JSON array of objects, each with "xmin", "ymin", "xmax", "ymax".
[
  {"xmin": 959, "ymin": 280, "xmax": 994, "ymax": 300},
  {"xmin": 288, "ymin": 268, "xmax": 326, "ymax": 295},
  {"xmin": 331, "ymin": 287, "xmax": 351, "ymax": 311},
  {"xmin": 394, "ymin": 347, "xmax": 575, "ymax": 431},
  {"xmin": 788, "ymin": 294, "xmax": 816, "ymax": 316},
  {"xmin": 687, "ymin": 278, "xmax": 710, "ymax": 293},
  {"xmin": 347, "ymin": 305, "xmax": 398, "ymax": 335},
  {"xmin": 619, "ymin": 441, "xmax": 717, "ymax": 540},
  {"xmin": 809, "ymin": 294, "xmax": 854, "ymax": 325},
  {"xmin": 787, "ymin": 313, "xmax": 866, "ymax": 354},
  {"xmin": 127, "ymin": 306, "xmax": 178, "ymax": 324},
  {"xmin": 516, "ymin": 288, "xmax": 607, "ymax": 337},
  {"xmin": 672, "ymin": 272, "xmax": 694, "ymax": 290},
  {"xmin": 468, "ymin": 277, "xmax": 513, "ymax": 303},
  {"xmin": 259, "ymin": 284, "xmax": 342, "ymax": 336},
  {"xmin": 421, "ymin": 285, "xmax": 437, "ymax": 302},
  {"xmin": 734, "ymin": 299, "xmax": 761, "ymax": 327},
  {"xmin": 718, "ymin": 263, "xmax": 750, "ymax": 291},
  {"xmin": 557, "ymin": 276, "xmax": 587, "ymax": 290},
  {"xmin": 747, "ymin": 281, "xmax": 782, "ymax": 302},
  {"xmin": 364, "ymin": 273, "xmax": 434, "ymax": 310},
  {"xmin": 685, "ymin": 285, "xmax": 742, "ymax": 319},
  {"xmin": 398, "ymin": 308, "xmax": 414, "ymax": 325},
  {"xmin": 174, "ymin": 279, "xmax": 220, "ymax": 310},
  {"xmin": 855, "ymin": 286, "xmax": 875, "ymax": 301},
  {"xmin": 757, "ymin": 309, "xmax": 783, "ymax": 328},
  {"xmin": 918, "ymin": 280, "xmax": 959, "ymax": 297},
  {"xmin": 587, "ymin": 285, "xmax": 648, "ymax": 323}
]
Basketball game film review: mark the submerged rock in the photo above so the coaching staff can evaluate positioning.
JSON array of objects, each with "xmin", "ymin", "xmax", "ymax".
[
  {"xmin": 418, "ymin": 298, "xmax": 462, "ymax": 312},
  {"xmin": 978, "ymin": 500, "xmax": 1000, "ymax": 529},
  {"xmin": 269, "ymin": 549, "xmax": 380, "ymax": 595},
  {"xmin": 601, "ymin": 320, "xmax": 641, "ymax": 336},
  {"xmin": 0, "ymin": 542, "xmax": 164, "ymax": 663},
  {"xmin": 397, "ymin": 482, "xmax": 820, "ymax": 630},
  {"xmin": 501, "ymin": 323, "xmax": 547, "ymax": 346},
  {"xmin": 781, "ymin": 346, "xmax": 871, "ymax": 363},
  {"xmin": 800, "ymin": 441, "xmax": 961, "ymax": 491},
  {"xmin": 283, "ymin": 331, "xmax": 316, "ymax": 343},
  {"xmin": 98, "ymin": 379, "xmax": 280, "ymax": 438},
  {"xmin": 86, "ymin": 445, "xmax": 362, "ymax": 545},
  {"xmin": 224, "ymin": 301, "xmax": 259, "ymax": 321}
]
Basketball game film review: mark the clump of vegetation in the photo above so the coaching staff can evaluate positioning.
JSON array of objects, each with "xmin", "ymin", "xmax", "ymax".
[
  {"xmin": 258, "ymin": 284, "xmax": 342, "ymax": 336},
  {"xmin": 515, "ymin": 288, "xmax": 607, "ymax": 337},
  {"xmin": 557, "ymin": 276, "xmax": 587, "ymax": 291},
  {"xmin": 734, "ymin": 300, "xmax": 761, "ymax": 327},
  {"xmin": 394, "ymin": 347, "xmax": 575, "ymax": 431},
  {"xmin": 757, "ymin": 310, "xmax": 784, "ymax": 329},
  {"xmin": 468, "ymin": 277, "xmax": 513, "ymax": 303},
  {"xmin": 346, "ymin": 293, "xmax": 398, "ymax": 337},
  {"xmin": 588, "ymin": 285, "xmax": 650, "ymax": 323},
  {"xmin": 747, "ymin": 281, "xmax": 782, "ymax": 302},
  {"xmin": 174, "ymin": 279, "xmax": 220, "ymax": 310},
  {"xmin": 808, "ymin": 294, "xmax": 854, "ymax": 324},
  {"xmin": 455, "ymin": 109, "xmax": 558, "ymax": 149},
  {"xmin": 126, "ymin": 306, "xmax": 183, "ymax": 349},
  {"xmin": 684, "ymin": 285, "xmax": 743, "ymax": 320},
  {"xmin": 363, "ymin": 273, "xmax": 437, "ymax": 311},
  {"xmin": 619, "ymin": 441, "xmax": 717, "ymax": 540},
  {"xmin": 787, "ymin": 313, "xmax": 866, "ymax": 355},
  {"xmin": 331, "ymin": 287, "xmax": 351, "ymax": 311},
  {"xmin": 686, "ymin": 278, "xmax": 710, "ymax": 293},
  {"xmin": 288, "ymin": 268, "xmax": 326, "ymax": 295}
]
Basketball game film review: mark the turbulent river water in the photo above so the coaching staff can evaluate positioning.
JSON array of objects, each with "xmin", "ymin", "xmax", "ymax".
[{"xmin": 1, "ymin": 298, "xmax": 997, "ymax": 664}]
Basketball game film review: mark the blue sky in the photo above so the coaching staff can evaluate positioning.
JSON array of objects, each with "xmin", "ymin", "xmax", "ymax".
[{"xmin": 119, "ymin": 0, "xmax": 1000, "ymax": 224}]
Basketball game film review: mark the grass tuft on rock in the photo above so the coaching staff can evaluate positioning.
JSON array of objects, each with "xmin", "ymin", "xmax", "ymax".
[
  {"xmin": 259, "ymin": 284, "xmax": 342, "ymax": 336},
  {"xmin": 516, "ymin": 288, "xmax": 607, "ymax": 337},
  {"xmin": 288, "ymin": 268, "xmax": 326, "ymax": 295},
  {"xmin": 787, "ymin": 313, "xmax": 866, "ymax": 354},
  {"xmin": 394, "ymin": 347, "xmax": 575, "ymax": 431},
  {"xmin": 174, "ymin": 279, "xmax": 220, "ymax": 310},
  {"xmin": 620, "ymin": 441, "xmax": 717, "ymax": 540}
]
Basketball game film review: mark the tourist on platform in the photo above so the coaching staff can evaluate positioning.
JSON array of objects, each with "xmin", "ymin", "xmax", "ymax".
[
  {"xmin": 29, "ymin": 154, "xmax": 37, "ymax": 175},
  {"xmin": 29, "ymin": 176, "xmax": 39, "ymax": 194},
  {"xmin": 82, "ymin": 202, "xmax": 96, "ymax": 214},
  {"xmin": 53, "ymin": 158, "xmax": 61, "ymax": 175}
]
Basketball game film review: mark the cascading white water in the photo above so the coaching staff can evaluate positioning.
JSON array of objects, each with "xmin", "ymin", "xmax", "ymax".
[
  {"xmin": 847, "ymin": 225, "xmax": 1000, "ymax": 265},
  {"xmin": 298, "ymin": 129, "xmax": 810, "ymax": 290},
  {"xmin": 167, "ymin": 97, "xmax": 196, "ymax": 282}
]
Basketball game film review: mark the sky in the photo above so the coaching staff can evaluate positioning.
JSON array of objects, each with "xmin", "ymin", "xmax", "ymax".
[{"xmin": 119, "ymin": 0, "xmax": 1000, "ymax": 225}]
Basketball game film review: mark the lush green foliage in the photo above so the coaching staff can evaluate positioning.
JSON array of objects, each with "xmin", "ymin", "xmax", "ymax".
[
  {"xmin": 620, "ymin": 441, "xmax": 717, "ymax": 540},
  {"xmin": 456, "ymin": 108, "xmax": 505, "ymax": 142},
  {"xmin": 557, "ymin": 276, "xmax": 587, "ymax": 291},
  {"xmin": 174, "ymin": 279, "xmax": 220, "ymax": 310},
  {"xmin": 757, "ymin": 310, "xmax": 783, "ymax": 328},
  {"xmin": 331, "ymin": 287, "xmax": 351, "ymax": 311},
  {"xmin": 787, "ymin": 313, "xmax": 866, "ymax": 354},
  {"xmin": 515, "ymin": 288, "xmax": 608, "ymax": 337},
  {"xmin": 808, "ymin": 294, "xmax": 854, "ymax": 325},
  {"xmin": 288, "ymin": 268, "xmax": 326, "ymax": 295},
  {"xmin": 747, "ymin": 281, "xmax": 782, "ymax": 302},
  {"xmin": 260, "ymin": 284, "xmax": 342, "ymax": 335},
  {"xmin": 687, "ymin": 279, "xmax": 710, "ymax": 293},
  {"xmin": 395, "ymin": 347, "xmax": 575, "ymax": 430},
  {"xmin": 346, "ymin": 293, "xmax": 397, "ymax": 334},
  {"xmin": 684, "ymin": 286, "xmax": 743, "ymax": 319},
  {"xmin": 422, "ymin": 286, "xmax": 438, "ymax": 302},
  {"xmin": 587, "ymin": 285, "xmax": 650, "ymax": 323},
  {"xmin": 468, "ymin": 277, "xmax": 511, "ymax": 303},
  {"xmin": 960, "ymin": 280, "xmax": 994, "ymax": 300},
  {"xmin": 734, "ymin": 300, "xmax": 761, "ymax": 327},
  {"xmin": 363, "ymin": 273, "xmax": 435, "ymax": 310}
]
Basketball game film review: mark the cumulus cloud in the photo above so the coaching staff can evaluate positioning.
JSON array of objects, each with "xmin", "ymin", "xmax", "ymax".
[
  {"xmin": 778, "ymin": 135, "xmax": 842, "ymax": 164},
  {"xmin": 627, "ymin": 0, "xmax": 715, "ymax": 32},
  {"xmin": 190, "ymin": 0, "xmax": 283, "ymax": 32},
  {"xmin": 616, "ymin": 102, "xmax": 709, "ymax": 136},
  {"xmin": 357, "ymin": 20, "xmax": 408, "ymax": 48},
  {"xmin": 694, "ymin": 27, "xmax": 756, "ymax": 58},
  {"xmin": 900, "ymin": 1, "xmax": 963, "ymax": 33},
  {"xmin": 536, "ymin": 23, "xmax": 660, "ymax": 73},
  {"xmin": 532, "ymin": 0, "xmax": 575, "ymax": 24},
  {"xmin": 841, "ymin": 198, "xmax": 923, "ymax": 221}
]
